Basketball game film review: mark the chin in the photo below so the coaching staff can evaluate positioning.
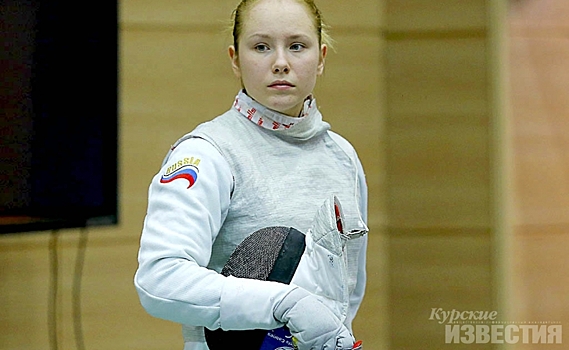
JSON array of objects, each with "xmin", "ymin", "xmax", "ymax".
[
  {"xmin": 272, "ymin": 106, "xmax": 302, "ymax": 117},
  {"xmin": 266, "ymin": 99, "xmax": 303, "ymax": 116}
]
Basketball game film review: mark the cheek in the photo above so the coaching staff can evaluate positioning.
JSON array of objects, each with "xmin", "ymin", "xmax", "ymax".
[
  {"xmin": 238, "ymin": 57, "xmax": 262, "ymax": 81},
  {"xmin": 299, "ymin": 60, "xmax": 321, "ymax": 83},
  {"xmin": 304, "ymin": 54, "xmax": 323, "ymax": 74},
  {"xmin": 240, "ymin": 65, "xmax": 260, "ymax": 85}
]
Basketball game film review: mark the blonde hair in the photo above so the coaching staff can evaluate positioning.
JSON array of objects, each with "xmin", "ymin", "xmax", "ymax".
[{"xmin": 230, "ymin": 0, "xmax": 334, "ymax": 54}]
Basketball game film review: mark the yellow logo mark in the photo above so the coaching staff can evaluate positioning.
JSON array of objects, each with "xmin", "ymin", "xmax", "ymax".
[{"xmin": 165, "ymin": 157, "xmax": 201, "ymax": 175}]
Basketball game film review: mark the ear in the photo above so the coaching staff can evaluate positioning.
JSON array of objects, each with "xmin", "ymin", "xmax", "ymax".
[
  {"xmin": 228, "ymin": 45, "xmax": 241, "ymax": 79},
  {"xmin": 317, "ymin": 44, "xmax": 327, "ymax": 76}
]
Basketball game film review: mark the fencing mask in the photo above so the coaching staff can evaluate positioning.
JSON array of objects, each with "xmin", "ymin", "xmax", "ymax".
[{"xmin": 204, "ymin": 226, "xmax": 305, "ymax": 349}]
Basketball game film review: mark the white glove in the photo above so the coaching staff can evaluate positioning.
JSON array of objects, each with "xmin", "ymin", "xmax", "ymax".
[
  {"xmin": 291, "ymin": 195, "xmax": 367, "ymax": 322},
  {"xmin": 273, "ymin": 287, "xmax": 355, "ymax": 350}
]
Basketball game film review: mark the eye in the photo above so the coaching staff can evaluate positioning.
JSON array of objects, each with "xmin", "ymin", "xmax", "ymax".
[
  {"xmin": 290, "ymin": 43, "xmax": 305, "ymax": 52},
  {"xmin": 254, "ymin": 44, "xmax": 269, "ymax": 52}
]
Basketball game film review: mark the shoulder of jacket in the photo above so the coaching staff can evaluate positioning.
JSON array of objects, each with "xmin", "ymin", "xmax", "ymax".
[
  {"xmin": 327, "ymin": 130, "xmax": 357, "ymax": 156},
  {"xmin": 160, "ymin": 111, "xmax": 237, "ymax": 167}
]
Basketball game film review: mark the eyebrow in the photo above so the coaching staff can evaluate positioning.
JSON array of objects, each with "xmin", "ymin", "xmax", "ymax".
[{"xmin": 247, "ymin": 33, "xmax": 313, "ymax": 41}]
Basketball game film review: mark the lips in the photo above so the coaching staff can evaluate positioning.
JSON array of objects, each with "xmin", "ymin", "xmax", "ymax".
[{"xmin": 268, "ymin": 80, "xmax": 295, "ymax": 88}]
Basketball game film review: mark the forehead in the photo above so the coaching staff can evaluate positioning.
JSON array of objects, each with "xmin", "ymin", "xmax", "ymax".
[{"xmin": 242, "ymin": 0, "xmax": 317, "ymax": 37}]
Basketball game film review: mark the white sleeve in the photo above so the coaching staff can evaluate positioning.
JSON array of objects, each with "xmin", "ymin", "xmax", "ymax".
[
  {"xmin": 347, "ymin": 153, "xmax": 369, "ymax": 328},
  {"xmin": 134, "ymin": 137, "xmax": 294, "ymax": 330}
]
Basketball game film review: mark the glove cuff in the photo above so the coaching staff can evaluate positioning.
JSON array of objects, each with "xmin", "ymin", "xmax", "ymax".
[
  {"xmin": 273, "ymin": 286, "xmax": 311, "ymax": 322},
  {"xmin": 219, "ymin": 275, "xmax": 294, "ymax": 331}
]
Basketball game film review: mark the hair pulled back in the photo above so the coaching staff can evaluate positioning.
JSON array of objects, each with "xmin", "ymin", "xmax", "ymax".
[{"xmin": 230, "ymin": 0, "xmax": 333, "ymax": 53}]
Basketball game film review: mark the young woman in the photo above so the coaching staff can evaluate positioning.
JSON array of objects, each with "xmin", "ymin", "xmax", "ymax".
[{"xmin": 134, "ymin": 1, "xmax": 368, "ymax": 349}]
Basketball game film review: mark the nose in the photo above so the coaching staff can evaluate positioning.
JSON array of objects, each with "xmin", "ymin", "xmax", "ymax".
[
  {"xmin": 272, "ymin": 65, "xmax": 290, "ymax": 74},
  {"xmin": 272, "ymin": 49, "xmax": 290, "ymax": 74}
]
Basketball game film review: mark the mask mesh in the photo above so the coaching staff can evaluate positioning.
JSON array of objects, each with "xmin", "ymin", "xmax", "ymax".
[{"xmin": 220, "ymin": 226, "xmax": 289, "ymax": 280}]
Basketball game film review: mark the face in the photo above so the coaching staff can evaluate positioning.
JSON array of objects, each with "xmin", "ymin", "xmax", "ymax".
[{"xmin": 229, "ymin": 0, "xmax": 327, "ymax": 117}]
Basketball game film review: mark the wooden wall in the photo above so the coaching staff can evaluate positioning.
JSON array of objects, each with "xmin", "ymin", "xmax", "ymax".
[
  {"xmin": 509, "ymin": 1, "xmax": 569, "ymax": 349},
  {"xmin": 383, "ymin": 0, "xmax": 510, "ymax": 349}
]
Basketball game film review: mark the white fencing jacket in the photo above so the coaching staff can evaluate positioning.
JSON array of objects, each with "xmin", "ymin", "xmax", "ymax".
[{"xmin": 134, "ymin": 91, "xmax": 368, "ymax": 349}]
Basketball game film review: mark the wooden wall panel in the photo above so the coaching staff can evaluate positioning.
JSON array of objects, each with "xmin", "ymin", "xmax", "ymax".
[
  {"xmin": 383, "ymin": 0, "xmax": 508, "ymax": 349},
  {"xmin": 121, "ymin": 31, "xmax": 237, "ymax": 122},
  {"xmin": 508, "ymin": 1, "xmax": 569, "ymax": 348},
  {"xmin": 386, "ymin": 39, "xmax": 488, "ymax": 117},
  {"xmin": 385, "ymin": 38, "xmax": 490, "ymax": 228},
  {"xmin": 508, "ymin": 33, "xmax": 569, "ymax": 225},
  {"xmin": 386, "ymin": 114, "xmax": 490, "ymax": 227},
  {"xmin": 389, "ymin": 232, "xmax": 493, "ymax": 349},
  {"xmin": 121, "ymin": 0, "xmax": 237, "ymax": 27},
  {"xmin": 511, "ymin": 229, "xmax": 569, "ymax": 348},
  {"xmin": 121, "ymin": 0, "xmax": 384, "ymax": 30},
  {"xmin": 385, "ymin": 0, "xmax": 487, "ymax": 32},
  {"xmin": 317, "ymin": 1, "xmax": 384, "ymax": 29},
  {"xmin": 0, "ymin": 235, "xmax": 50, "ymax": 349}
]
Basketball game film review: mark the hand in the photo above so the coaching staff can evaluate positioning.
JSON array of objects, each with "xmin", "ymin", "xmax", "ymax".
[{"xmin": 274, "ymin": 287, "xmax": 355, "ymax": 350}]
